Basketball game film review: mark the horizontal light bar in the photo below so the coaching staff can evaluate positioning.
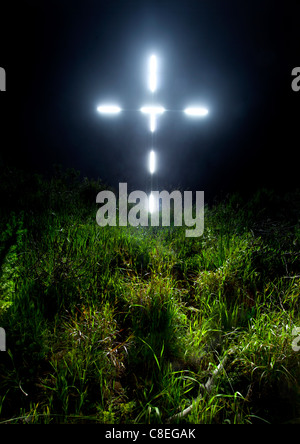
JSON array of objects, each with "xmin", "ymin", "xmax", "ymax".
[
  {"xmin": 140, "ymin": 106, "xmax": 165, "ymax": 114},
  {"xmin": 97, "ymin": 105, "xmax": 121, "ymax": 114},
  {"xmin": 184, "ymin": 107, "xmax": 208, "ymax": 116},
  {"xmin": 149, "ymin": 150, "xmax": 155, "ymax": 174}
]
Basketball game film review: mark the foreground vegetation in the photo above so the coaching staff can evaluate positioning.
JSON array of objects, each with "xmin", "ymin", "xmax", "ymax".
[{"xmin": 0, "ymin": 165, "xmax": 300, "ymax": 424}]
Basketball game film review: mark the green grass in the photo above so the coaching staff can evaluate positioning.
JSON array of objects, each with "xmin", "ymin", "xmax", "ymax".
[{"xmin": 0, "ymin": 166, "xmax": 300, "ymax": 423}]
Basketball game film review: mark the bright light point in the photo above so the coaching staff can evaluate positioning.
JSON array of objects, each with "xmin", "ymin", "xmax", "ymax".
[
  {"xmin": 149, "ymin": 55, "xmax": 157, "ymax": 92},
  {"xmin": 149, "ymin": 192, "xmax": 155, "ymax": 213},
  {"xmin": 140, "ymin": 106, "xmax": 165, "ymax": 114},
  {"xmin": 184, "ymin": 107, "xmax": 208, "ymax": 116},
  {"xmin": 97, "ymin": 105, "xmax": 121, "ymax": 114},
  {"xmin": 149, "ymin": 150, "xmax": 155, "ymax": 174}
]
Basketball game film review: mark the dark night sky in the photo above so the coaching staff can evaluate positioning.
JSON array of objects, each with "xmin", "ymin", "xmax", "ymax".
[{"xmin": 1, "ymin": 0, "xmax": 300, "ymax": 200}]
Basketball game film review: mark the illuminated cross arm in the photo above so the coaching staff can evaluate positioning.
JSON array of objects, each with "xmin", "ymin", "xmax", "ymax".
[
  {"xmin": 149, "ymin": 54, "xmax": 157, "ymax": 93},
  {"xmin": 140, "ymin": 105, "xmax": 165, "ymax": 132},
  {"xmin": 184, "ymin": 107, "xmax": 208, "ymax": 116},
  {"xmin": 97, "ymin": 105, "xmax": 122, "ymax": 114}
]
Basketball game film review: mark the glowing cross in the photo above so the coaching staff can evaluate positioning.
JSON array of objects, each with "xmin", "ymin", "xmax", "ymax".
[{"xmin": 97, "ymin": 54, "xmax": 208, "ymax": 196}]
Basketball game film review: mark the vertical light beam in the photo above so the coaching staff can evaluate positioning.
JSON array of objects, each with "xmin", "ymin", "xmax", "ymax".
[
  {"xmin": 149, "ymin": 150, "xmax": 155, "ymax": 174},
  {"xmin": 149, "ymin": 192, "xmax": 155, "ymax": 213},
  {"xmin": 149, "ymin": 55, "xmax": 157, "ymax": 93}
]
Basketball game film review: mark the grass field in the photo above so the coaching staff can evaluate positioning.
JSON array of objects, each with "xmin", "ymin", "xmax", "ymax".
[{"xmin": 0, "ymin": 165, "xmax": 300, "ymax": 424}]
